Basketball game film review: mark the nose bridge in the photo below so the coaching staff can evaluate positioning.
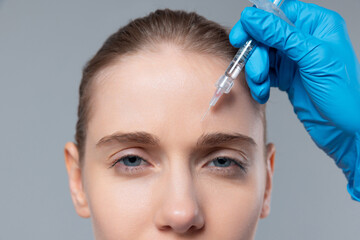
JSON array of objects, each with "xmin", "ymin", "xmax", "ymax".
[
  {"xmin": 168, "ymin": 156, "xmax": 194, "ymax": 196},
  {"xmin": 154, "ymin": 154, "xmax": 205, "ymax": 234}
]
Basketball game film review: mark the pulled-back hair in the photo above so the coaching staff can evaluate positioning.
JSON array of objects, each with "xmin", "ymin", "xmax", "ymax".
[{"xmin": 75, "ymin": 9, "xmax": 264, "ymax": 159}]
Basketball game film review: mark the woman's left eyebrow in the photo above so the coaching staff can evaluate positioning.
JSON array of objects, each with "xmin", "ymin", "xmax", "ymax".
[{"xmin": 196, "ymin": 132, "xmax": 257, "ymax": 148}]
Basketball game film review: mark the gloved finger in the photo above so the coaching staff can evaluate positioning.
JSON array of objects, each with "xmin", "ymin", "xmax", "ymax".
[
  {"xmin": 229, "ymin": 19, "xmax": 250, "ymax": 48},
  {"xmin": 240, "ymin": 7, "xmax": 321, "ymax": 69},
  {"xmin": 245, "ymin": 43, "xmax": 269, "ymax": 84},
  {"xmin": 277, "ymin": 0, "xmax": 299, "ymax": 25},
  {"xmin": 245, "ymin": 70, "xmax": 271, "ymax": 104},
  {"xmin": 280, "ymin": 0, "xmax": 338, "ymax": 33},
  {"xmin": 268, "ymin": 48, "xmax": 296, "ymax": 92},
  {"xmin": 244, "ymin": 43, "xmax": 271, "ymax": 104}
]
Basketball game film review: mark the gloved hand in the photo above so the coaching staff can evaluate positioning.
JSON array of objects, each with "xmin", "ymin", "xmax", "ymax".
[{"xmin": 229, "ymin": 0, "xmax": 360, "ymax": 201}]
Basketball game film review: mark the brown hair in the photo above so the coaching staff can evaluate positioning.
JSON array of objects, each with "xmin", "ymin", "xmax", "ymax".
[{"xmin": 75, "ymin": 9, "xmax": 265, "ymax": 159}]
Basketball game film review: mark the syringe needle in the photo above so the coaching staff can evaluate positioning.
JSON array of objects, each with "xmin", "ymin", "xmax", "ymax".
[{"xmin": 201, "ymin": 106, "xmax": 211, "ymax": 122}]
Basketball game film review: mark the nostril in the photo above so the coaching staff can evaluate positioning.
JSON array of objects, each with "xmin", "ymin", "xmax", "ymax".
[
  {"xmin": 188, "ymin": 224, "xmax": 201, "ymax": 232},
  {"xmin": 158, "ymin": 224, "xmax": 172, "ymax": 231}
]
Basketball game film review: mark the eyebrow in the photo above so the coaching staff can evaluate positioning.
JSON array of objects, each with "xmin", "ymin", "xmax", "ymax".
[
  {"xmin": 96, "ymin": 131, "xmax": 256, "ymax": 148},
  {"xmin": 196, "ymin": 132, "xmax": 256, "ymax": 147},
  {"xmin": 96, "ymin": 131, "xmax": 160, "ymax": 147}
]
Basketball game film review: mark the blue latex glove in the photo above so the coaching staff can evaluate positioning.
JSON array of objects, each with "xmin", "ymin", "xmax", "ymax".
[{"xmin": 229, "ymin": 0, "xmax": 360, "ymax": 201}]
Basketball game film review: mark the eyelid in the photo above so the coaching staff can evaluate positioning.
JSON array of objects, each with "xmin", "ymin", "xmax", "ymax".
[
  {"xmin": 202, "ymin": 147, "xmax": 250, "ymax": 162},
  {"xmin": 109, "ymin": 146, "xmax": 149, "ymax": 158}
]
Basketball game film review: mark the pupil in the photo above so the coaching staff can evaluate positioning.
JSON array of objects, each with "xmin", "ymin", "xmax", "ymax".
[
  {"xmin": 124, "ymin": 156, "xmax": 141, "ymax": 166},
  {"xmin": 218, "ymin": 159, "xmax": 226, "ymax": 164},
  {"xmin": 215, "ymin": 158, "xmax": 231, "ymax": 167}
]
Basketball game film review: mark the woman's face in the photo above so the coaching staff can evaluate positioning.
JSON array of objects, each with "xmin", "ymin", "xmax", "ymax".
[{"xmin": 65, "ymin": 44, "xmax": 275, "ymax": 240}]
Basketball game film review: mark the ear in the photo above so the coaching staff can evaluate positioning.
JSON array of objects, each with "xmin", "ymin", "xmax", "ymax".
[
  {"xmin": 64, "ymin": 142, "xmax": 90, "ymax": 218},
  {"xmin": 260, "ymin": 143, "xmax": 275, "ymax": 219}
]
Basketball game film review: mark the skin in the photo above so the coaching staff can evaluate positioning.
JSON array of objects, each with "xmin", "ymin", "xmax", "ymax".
[{"xmin": 65, "ymin": 43, "xmax": 275, "ymax": 240}]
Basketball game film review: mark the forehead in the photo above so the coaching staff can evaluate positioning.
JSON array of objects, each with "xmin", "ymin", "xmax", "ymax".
[{"xmin": 88, "ymin": 44, "xmax": 263, "ymax": 149}]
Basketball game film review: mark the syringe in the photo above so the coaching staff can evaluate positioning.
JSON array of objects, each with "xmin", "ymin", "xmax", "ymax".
[{"xmin": 201, "ymin": 0, "xmax": 285, "ymax": 121}]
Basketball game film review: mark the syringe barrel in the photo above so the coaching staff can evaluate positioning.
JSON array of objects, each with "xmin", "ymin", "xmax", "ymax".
[
  {"xmin": 215, "ymin": 74, "xmax": 234, "ymax": 94},
  {"xmin": 225, "ymin": 39, "xmax": 257, "ymax": 80}
]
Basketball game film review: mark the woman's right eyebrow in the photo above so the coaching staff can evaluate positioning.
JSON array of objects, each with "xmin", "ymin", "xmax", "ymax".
[{"xmin": 96, "ymin": 131, "xmax": 160, "ymax": 147}]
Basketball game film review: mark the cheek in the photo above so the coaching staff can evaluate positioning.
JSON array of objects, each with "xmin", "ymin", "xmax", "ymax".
[
  {"xmin": 83, "ymin": 165, "xmax": 155, "ymax": 239},
  {"xmin": 197, "ymin": 166, "xmax": 266, "ymax": 238}
]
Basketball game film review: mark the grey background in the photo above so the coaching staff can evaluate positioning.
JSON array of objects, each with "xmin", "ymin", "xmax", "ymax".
[{"xmin": 0, "ymin": 0, "xmax": 359, "ymax": 239}]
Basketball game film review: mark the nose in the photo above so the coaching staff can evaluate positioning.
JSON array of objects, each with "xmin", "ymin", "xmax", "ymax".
[{"xmin": 154, "ymin": 166, "xmax": 205, "ymax": 234}]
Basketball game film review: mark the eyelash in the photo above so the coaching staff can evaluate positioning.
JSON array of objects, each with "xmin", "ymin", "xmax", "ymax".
[{"xmin": 109, "ymin": 154, "xmax": 248, "ymax": 175}]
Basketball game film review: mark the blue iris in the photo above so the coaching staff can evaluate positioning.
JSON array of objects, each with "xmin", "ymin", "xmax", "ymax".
[
  {"xmin": 213, "ymin": 157, "xmax": 232, "ymax": 167},
  {"xmin": 122, "ymin": 156, "xmax": 143, "ymax": 166}
]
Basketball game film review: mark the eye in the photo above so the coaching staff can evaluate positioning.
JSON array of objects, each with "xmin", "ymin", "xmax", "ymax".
[
  {"xmin": 210, "ymin": 157, "xmax": 232, "ymax": 167},
  {"xmin": 207, "ymin": 156, "xmax": 247, "ymax": 174},
  {"xmin": 110, "ymin": 155, "xmax": 149, "ymax": 174},
  {"xmin": 120, "ymin": 155, "xmax": 143, "ymax": 166}
]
